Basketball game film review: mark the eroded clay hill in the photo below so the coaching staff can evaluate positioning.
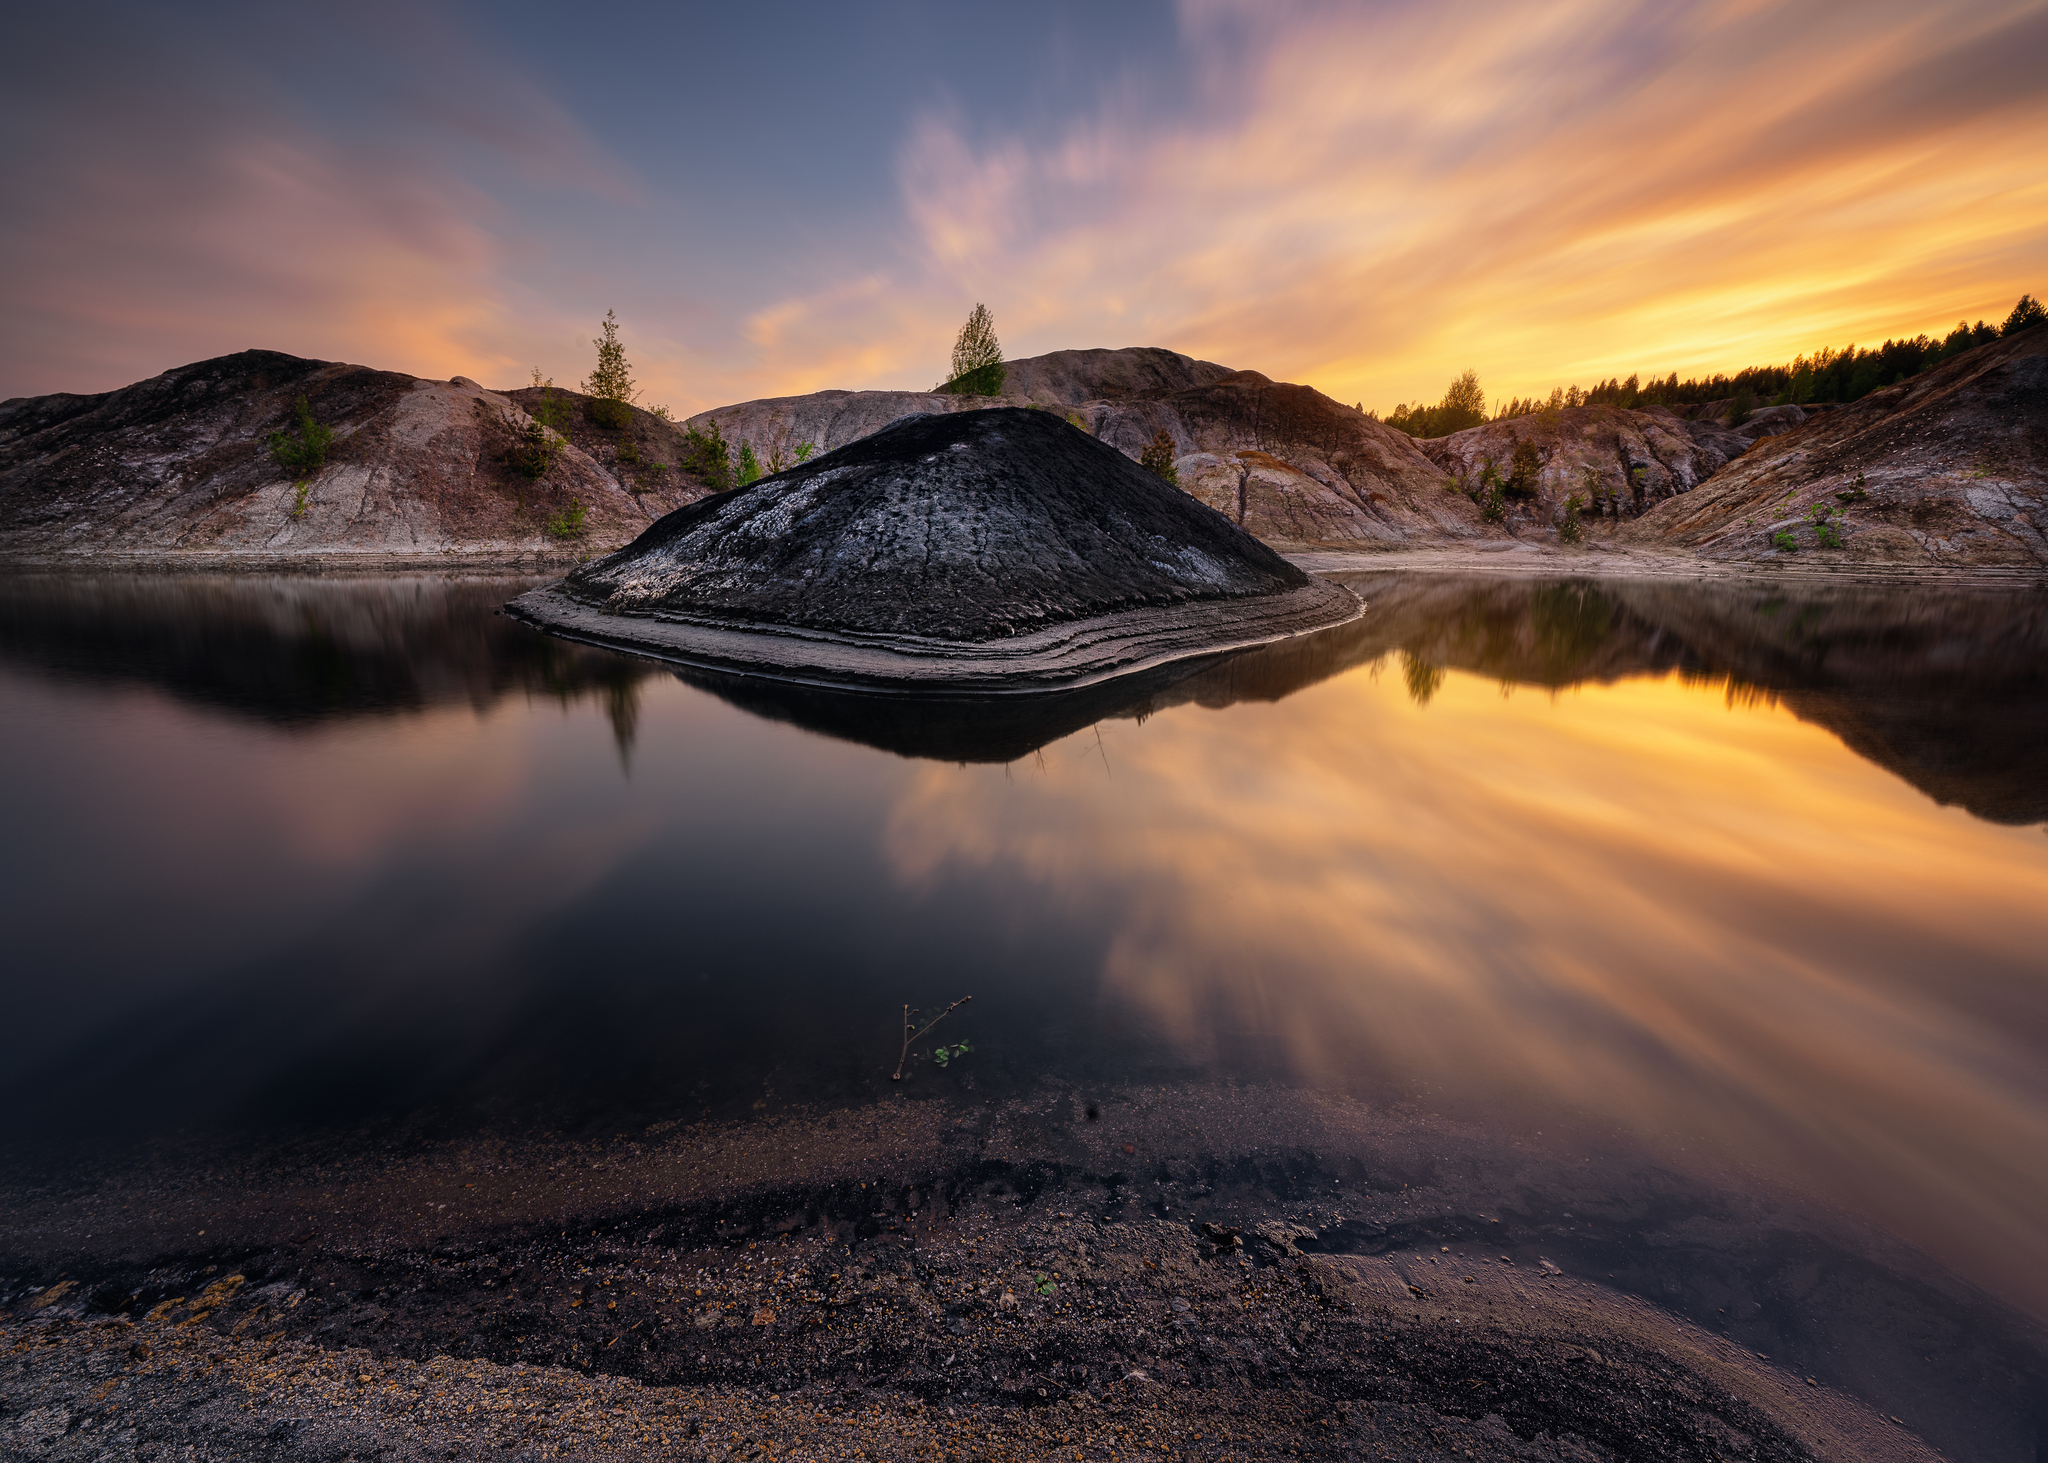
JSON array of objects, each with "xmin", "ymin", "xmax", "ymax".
[
  {"xmin": 0, "ymin": 351, "xmax": 714, "ymax": 565},
  {"xmin": 1621, "ymin": 325, "xmax": 2048, "ymax": 567}
]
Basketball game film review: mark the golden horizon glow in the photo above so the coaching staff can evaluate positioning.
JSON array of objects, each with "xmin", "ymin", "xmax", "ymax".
[
  {"xmin": 709, "ymin": 0, "xmax": 2048, "ymax": 417},
  {"xmin": 5, "ymin": 1, "xmax": 2044, "ymax": 421}
]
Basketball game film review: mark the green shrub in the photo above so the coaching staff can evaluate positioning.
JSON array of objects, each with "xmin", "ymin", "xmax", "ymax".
[
  {"xmin": 545, "ymin": 498, "xmax": 588, "ymax": 538},
  {"xmin": 1809, "ymin": 503, "xmax": 1847, "ymax": 547},
  {"xmin": 1476, "ymin": 461, "xmax": 1509, "ymax": 520},
  {"xmin": 1505, "ymin": 440, "xmax": 1541, "ymax": 498},
  {"xmin": 289, "ymin": 479, "xmax": 312, "ymax": 519},
  {"xmin": 1139, "ymin": 428, "xmax": 1179, "ymax": 486},
  {"xmin": 764, "ymin": 440, "xmax": 817, "ymax": 474},
  {"xmin": 1725, "ymin": 385, "xmax": 1754, "ymax": 428},
  {"xmin": 1771, "ymin": 528, "xmax": 1798, "ymax": 551},
  {"xmin": 588, "ymin": 397, "xmax": 631, "ymax": 430},
  {"xmin": 681, "ymin": 419, "xmax": 734, "ymax": 490},
  {"xmin": 514, "ymin": 374, "xmax": 571, "ymax": 480},
  {"xmin": 735, "ymin": 441, "xmax": 762, "ymax": 487},
  {"xmin": 1558, "ymin": 493, "xmax": 1585, "ymax": 544},
  {"xmin": 267, "ymin": 394, "xmax": 334, "ymax": 471}
]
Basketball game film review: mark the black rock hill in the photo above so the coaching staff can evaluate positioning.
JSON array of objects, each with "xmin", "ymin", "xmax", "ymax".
[{"xmin": 562, "ymin": 407, "xmax": 1313, "ymax": 642}]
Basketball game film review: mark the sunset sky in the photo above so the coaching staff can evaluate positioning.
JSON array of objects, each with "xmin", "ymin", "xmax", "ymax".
[{"xmin": 4, "ymin": 0, "xmax": 2043, "ymax": 416}]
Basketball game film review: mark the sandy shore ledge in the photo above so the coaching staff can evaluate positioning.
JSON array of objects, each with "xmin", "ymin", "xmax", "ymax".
[
  {"xmin": 3, "ymin": 542, "xmax": 2043, "ymax": 588},
  {"xmin": 1281, "ymin": 543, "xmax": 2048, "ymax": 587}
]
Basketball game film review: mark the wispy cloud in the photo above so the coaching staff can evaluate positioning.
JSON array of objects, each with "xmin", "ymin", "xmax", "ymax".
[
  {"xmin": 0, "ymin": 6, "xmax": 640, "ymax": 399},
  {"xmin": 739, "ymin": 0, "xmax": 2048, "ymax": 411},
  {"xmin": 4, "ymin": 1, "xmax": 2041, "ymax": 413}
]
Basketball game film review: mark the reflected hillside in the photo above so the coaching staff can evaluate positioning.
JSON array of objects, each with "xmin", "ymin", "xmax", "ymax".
[
  {"xmin": 668, "ymin": 657, "xmax": 1232, "ymax": 765},
  {"xmin": 0, "ymin": 574, "xmax": 656, "ymax": 748},
  {"xmin": 2, "ymin": 571, "xmax": 2040, "ymax": 822},
  {"xmin": 1132, "ymin": 573, "xmax": 2048, "ymax": 826}
]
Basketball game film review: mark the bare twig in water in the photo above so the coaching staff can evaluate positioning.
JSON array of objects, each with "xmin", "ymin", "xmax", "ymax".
[{"xmin": 893, "ymin": 996, "xmax": 973, "ymax": 1081}]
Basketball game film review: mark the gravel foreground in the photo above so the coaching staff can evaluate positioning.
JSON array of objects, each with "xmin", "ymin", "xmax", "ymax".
[{"xmin": 0, "ymin": 1087, "xmax": 1985, "ymax": 1461}]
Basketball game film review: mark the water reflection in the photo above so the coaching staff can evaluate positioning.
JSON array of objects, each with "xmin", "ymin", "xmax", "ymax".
[
  {"xmin": 0, "ymin": 572, "xmax": 653, "ymax": 755},
  {"xmin": 2, "ymin": 570, "xmax": 2045, "ymax": 1328},
  {"xmin": 8, "ymin": 573, "xmax": 2041, "ymax": 823},
  {"xmin": 661, "ymin": 573, "xmax": 2048, "ymax": 821}
]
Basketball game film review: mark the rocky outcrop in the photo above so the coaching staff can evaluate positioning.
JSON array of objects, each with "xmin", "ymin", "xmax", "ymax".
[
  {"xmin": 998, "ymin": 346, "xmax": 1238, "ymax": 403},
  {"xmin": 1623, "ymin": 326, "xmax": 2048, "ymax": 566},
  {"xmin": 510, "ymin": 408, "xmax": 1360, "ymax": 691},
  {"xmin": 0, "ymin": 351, "xmax": 714, "ymax": 565},
  {"xmin": 1667, "ymin": 401, "xmax": 1812, "ymax": 442},
  {"xmin": 1415, "ymin": 405, "xmax": 1754, "ymax": 535}
]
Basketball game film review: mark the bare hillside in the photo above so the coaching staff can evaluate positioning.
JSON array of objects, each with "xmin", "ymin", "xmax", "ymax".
[
  {"xmin": 0, "ymin": 351, "xmax": 713, "ymax": 566},
  {"xmin": 1621, "ymin": 325, "xmax": 2048, "ymax": 566}
]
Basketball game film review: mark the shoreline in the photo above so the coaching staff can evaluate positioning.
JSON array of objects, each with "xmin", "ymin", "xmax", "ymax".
[
  {"xmin": 1281, "ymin": 542, "xmax": 2048, "ymax": 588},
  {"xmin": 502, "ymin": 579, "xmax": 1363, "ymax": 695},
  {"xmin": 4, "ymin": 542, "xmax": 2044, "ymax": 589},
  {"xmin": 2, "ymin": 1083, "xmax": 2025, "ymax": 1462}
]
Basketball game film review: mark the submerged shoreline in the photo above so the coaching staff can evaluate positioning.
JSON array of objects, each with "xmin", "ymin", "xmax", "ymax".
[
  {"xmin": 3, "ymin": 543, "xmax": 2045, "ymax": 589},
  {"xmin": 0, "ymin": 1082, "xmax": 1989, "ymax": 1462}
]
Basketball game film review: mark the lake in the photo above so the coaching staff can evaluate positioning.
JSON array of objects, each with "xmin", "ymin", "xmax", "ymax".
[{"xmin": 2, "ymin": 569, "xmax": 2045, "ymax": 1453}]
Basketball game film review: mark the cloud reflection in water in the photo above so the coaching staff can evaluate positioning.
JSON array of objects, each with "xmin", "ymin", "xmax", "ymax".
[{"xmin": 881, "ymin": 613, "xmax": 2048, "ymax": 1317}]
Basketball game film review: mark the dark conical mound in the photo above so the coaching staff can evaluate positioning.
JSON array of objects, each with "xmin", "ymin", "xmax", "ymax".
[{"xmin": 509, "ymin": 408, "xmax": 1359, "ymax": 691}]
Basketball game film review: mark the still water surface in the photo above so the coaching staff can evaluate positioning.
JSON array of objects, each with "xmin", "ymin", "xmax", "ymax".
[{"xmin": 2, "ymin": 570, "xmax": 2045, "ymax": 1329}]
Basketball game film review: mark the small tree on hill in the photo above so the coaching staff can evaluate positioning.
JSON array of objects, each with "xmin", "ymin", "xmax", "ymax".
[
  {"xmin": 937, "ymin": 304, "xmax": 1005, "ymax": 395},
  {"xmin": 1439, "ymin": 369, "xmax": 1487, "ymax": 433},
  {"xmin": 2003, "ymin": 293, "xmax": 2046, "ymax": 336},
  {"xmin": 1506, "ymin": 439, "xmax": 1541, "ymax": 498},
  {"xmin": 680, "ymin": 418, "xmax": 733, "ymax": 490},
  {"xmin": 267, "ymin": 394, "xmax": 334, "ymax": 471},
  {"xmin": 584, "ymin": 309, "xmax": 637, "ymax": 429},
  {"xmin": 1139, "ymin": 428, "xmax": 1179, "ymax": 486}
]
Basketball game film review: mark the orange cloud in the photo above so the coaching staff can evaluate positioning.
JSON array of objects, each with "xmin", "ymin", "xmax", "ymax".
[{"xmin": 728, "ymin": 0, "xmax": 2048, "ymax": 413}]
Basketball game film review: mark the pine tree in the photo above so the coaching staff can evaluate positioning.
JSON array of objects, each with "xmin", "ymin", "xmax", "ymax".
[
  {"xmin": 1139, "ymin": 428, "xmax": 1179, "ymax": 486},
  {"xmin": 2002, "ymin": 293, "xmax": 2046, "ymax": 336},
  {"xmin": 584, "ymin": 309, "xmax": 637, "ymax": 429},
  {"xmin": 938, "ymin": 304, "xmax": 1005, "ymax": 395},
  {"xmin": 1506, "ymin": 440, "xmax": 1541, "ymax": 498},
  {"xmin": 267, "ymin": 394, "xmax": 334, "ymax": 471}
]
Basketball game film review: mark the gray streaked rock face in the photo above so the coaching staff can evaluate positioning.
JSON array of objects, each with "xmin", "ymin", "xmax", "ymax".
[
  {"xmin": 1417, "ymin": 404, "xmax": 1752, "ymax": 522},
  {"xmin": 1625, "ymin": 324, "xmax": 2048, "ymax": 566},
  {"xmin": 562, "ymin": 407, "xmax": 1313, "ymax": 642}
]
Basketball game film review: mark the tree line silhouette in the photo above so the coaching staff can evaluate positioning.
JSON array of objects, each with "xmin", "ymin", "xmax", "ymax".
[{"xmin": 1380, "ymin": 293, "xmax": 2043, "ymax": 437}]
